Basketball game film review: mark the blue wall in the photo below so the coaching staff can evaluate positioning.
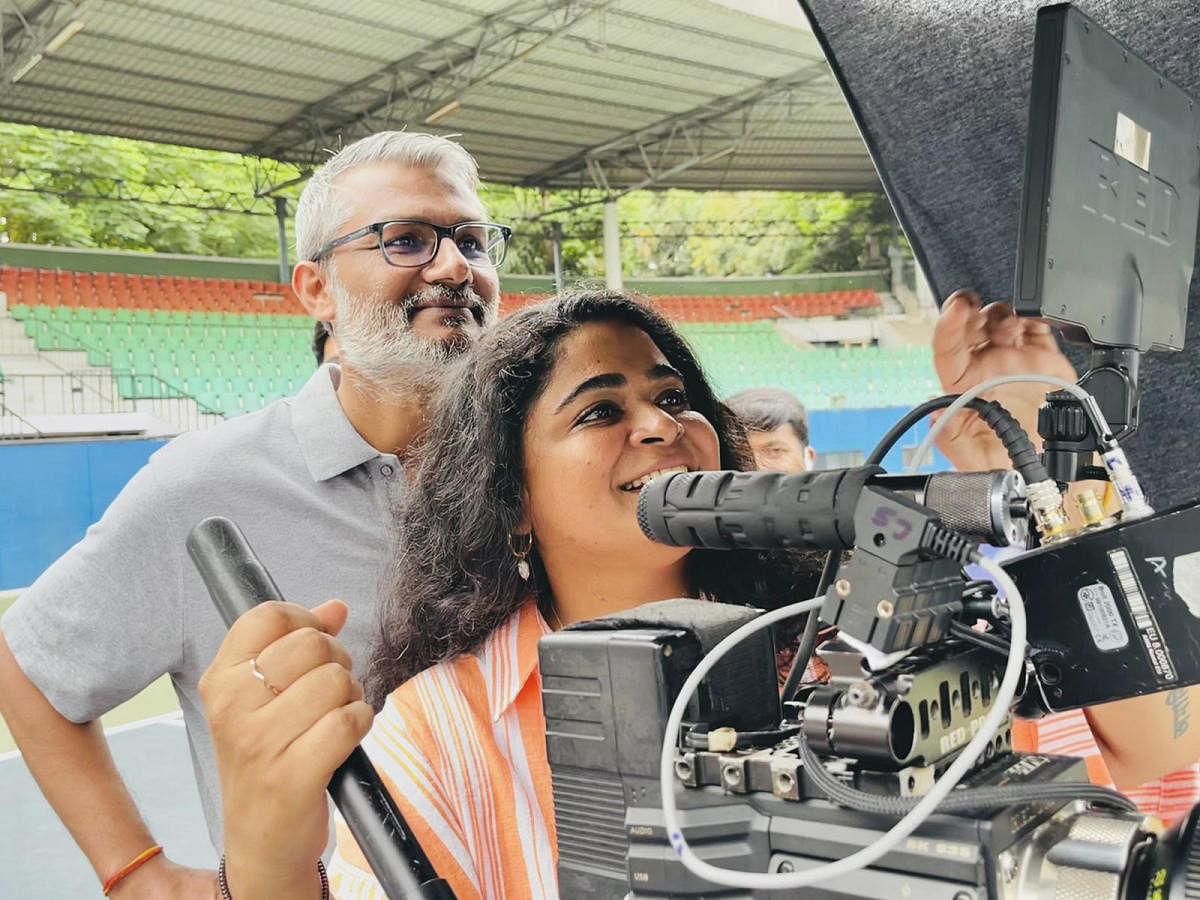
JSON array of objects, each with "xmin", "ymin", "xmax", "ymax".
[
  {"xmin": 0, "ymin": 439, "xmax": 165, "ymax": 590},
  {"xmin": 809, "ymin": 406, "xmax": 950, "ymax": 472}
]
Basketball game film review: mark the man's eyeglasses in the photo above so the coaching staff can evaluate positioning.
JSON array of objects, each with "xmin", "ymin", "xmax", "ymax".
[{"xmin": 309, "ymin": 220, "xmax": 513, "ymax": 269}]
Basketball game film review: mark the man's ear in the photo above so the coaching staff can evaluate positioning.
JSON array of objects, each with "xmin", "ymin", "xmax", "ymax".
[
  {"xmin": 805, "ymin": 445, "xmax": 817, "ymax": 471},
  {"xmin": 293, "ymin": 260, "xmax": 337, "ymax": 324}
]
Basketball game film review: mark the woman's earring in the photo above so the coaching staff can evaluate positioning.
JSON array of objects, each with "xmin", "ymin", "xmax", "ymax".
[{"xmin": 508, "ymin": 532, "xmax": 533, "ymax": 581}]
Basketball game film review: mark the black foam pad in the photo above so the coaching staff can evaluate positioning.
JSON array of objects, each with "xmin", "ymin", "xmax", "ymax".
[{"xmin": 799, "ymin": 0, "xmax": 1200, "ymax": 505}]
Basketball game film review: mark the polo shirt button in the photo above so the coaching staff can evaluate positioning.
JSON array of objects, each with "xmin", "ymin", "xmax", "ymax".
[{"xmin": 380, "ymin": 464, "xmax": 394, "ymax": 477}]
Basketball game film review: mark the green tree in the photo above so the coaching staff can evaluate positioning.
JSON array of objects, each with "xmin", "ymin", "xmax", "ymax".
[
  {"xmin": 2, "ymin": 123, "xmax": 903, "ymax": 278},
  {"xmin": 0, "ymin": 123, "xmax": 300, "ymax": 256}
]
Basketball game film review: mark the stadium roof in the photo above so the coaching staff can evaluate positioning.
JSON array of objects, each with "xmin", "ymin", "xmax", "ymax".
[{"xmin": 0, "ymin": 0, "xmax": 880, "ymax": 194}]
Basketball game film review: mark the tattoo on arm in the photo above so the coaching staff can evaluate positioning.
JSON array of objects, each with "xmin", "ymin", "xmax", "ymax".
[{"xmin": 1166, "ymin": 689, "xmax": 1191, "ymax": 740}]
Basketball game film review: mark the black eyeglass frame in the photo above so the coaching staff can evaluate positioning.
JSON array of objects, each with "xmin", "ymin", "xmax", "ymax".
[{"xmin": 308, "ymin": 219, "xmax": 514, "ymax": 268}]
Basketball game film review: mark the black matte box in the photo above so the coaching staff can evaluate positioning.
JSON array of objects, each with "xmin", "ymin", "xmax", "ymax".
[{"xmin": 1014, "ymin": 3, "xmax": 1200, "ymax": 351}]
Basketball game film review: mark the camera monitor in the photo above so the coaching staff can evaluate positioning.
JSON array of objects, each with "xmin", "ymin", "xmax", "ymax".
[{"xmin": 1014, "ymin": 3, "xmax": 1200, "ymax": 352}]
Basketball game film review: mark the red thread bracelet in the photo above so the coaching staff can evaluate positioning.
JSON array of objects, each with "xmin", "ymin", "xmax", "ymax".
[{"xmin": 102, "ymin": 844, "xmax": 164, "ymax": 895}]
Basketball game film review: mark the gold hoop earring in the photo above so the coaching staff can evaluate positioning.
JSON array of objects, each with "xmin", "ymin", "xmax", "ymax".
[{"xmin": 508, "ymin": 532, "xmax": 533, "ymax": 581}]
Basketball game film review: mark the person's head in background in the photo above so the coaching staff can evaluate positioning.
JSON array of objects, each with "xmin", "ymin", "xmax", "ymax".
[
  {"xmin": 292, "ymin": 131, "xmax": 508, "ymax": 396},
  {"xmin": 726, "ymin": 387, "xmax": 816, "ymax": 472},
  {"xmin": 312, "ymin": 321, "xmax": 340, "ymax": 367},
  {"xmin": 366, "ymin": 290, "xmax": 818, "ymax": 702}
]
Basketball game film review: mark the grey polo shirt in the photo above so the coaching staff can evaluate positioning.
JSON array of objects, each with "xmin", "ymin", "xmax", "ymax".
[{"xmin": 2, "ymin": 365, "xmax": 403, "ymax": 849}]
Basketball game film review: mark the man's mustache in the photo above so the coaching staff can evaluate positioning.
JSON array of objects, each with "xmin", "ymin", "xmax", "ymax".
[{"xmin": 402, "ymin": 286, "xmax": 488, "ymax": 325}]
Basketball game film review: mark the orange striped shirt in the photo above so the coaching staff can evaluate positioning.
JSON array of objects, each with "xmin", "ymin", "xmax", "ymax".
[
  {"xmin": 328, "ymin": 601, "xmax": 558, "ymax": 898},
  {"xmin": 1015, "ymin": 710, "xmax": 1200, "ymax": 826}
]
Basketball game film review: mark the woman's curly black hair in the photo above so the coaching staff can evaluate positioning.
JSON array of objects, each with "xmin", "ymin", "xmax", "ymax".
[{"xmin": 366, "ymin": 289, "xmax": 820, "ymax": 706}]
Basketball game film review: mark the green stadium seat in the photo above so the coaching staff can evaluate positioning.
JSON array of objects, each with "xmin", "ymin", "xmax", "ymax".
[
  {"xmin": 130, "ymin": 349, "xmax": 155, "ymax": 373},
  {"xmin": 113, "ymin": 372, "xmax": 135, "ymax": 397}
]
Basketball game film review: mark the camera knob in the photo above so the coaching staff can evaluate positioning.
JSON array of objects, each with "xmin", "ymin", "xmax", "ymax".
[{"xmin": 1038, "ymin": 391, "xmax": 1090, "ymax": 442}]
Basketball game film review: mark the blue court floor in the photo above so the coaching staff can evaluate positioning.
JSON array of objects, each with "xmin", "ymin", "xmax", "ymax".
[{"xmin": 0, "ymin": 713, "xmax": 216, "ymax": 898}]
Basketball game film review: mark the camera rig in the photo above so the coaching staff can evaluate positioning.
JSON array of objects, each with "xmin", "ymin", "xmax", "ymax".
[
  {"xmin": 540, "ymin": 7, "xmax": 1200, "ymax": 895},
  {"xmin": 542, "ymin": 460, "xmax": 1200, "ymax": 898}
]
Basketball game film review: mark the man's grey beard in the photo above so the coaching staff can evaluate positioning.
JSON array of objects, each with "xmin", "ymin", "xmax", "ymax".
[{"xmin": 326, "ymin": 268, "xmax": 497, "ymax": 396}]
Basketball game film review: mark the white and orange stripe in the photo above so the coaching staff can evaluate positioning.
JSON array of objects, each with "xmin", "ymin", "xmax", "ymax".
[
  {"xmin": 1014, "ymin": 710, "xmax": 1200, "ymax": 825},
  {"xmin": 328, "ymin": 601, "xmax": 559, "ymax": 899}
]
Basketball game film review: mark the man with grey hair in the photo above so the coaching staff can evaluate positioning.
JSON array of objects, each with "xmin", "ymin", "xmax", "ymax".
[{"xmin": 0, "ymin": 131, "xmax": 510, "ymax": 898}]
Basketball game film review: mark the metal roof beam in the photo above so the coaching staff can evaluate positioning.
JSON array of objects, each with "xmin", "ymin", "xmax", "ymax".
[
  {"xmin": 520, "ymin": 61, "xmax": 842, "ymax": 191},
  {"xmin": 250, "ymin": 0, "xmax": 614, "ymax": 164},
  {"xmin": 1, "ymin": 0, "xmax": 86, "ymax": 84}
]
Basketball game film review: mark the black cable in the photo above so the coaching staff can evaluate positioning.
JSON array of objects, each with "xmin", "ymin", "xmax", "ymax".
[
  {"xmin": 776, "ymin": 395, "xmax": 1125, "ymax": 827},
  {"xmin": 780, "ymin": 398, "xmax": 950, "ymax": 702},
  {"xmin": 684, "ymin": 724, "xmax": 803, "ymax": 751},
  {"xmin": 796, "ymin": 734, "xmax": 1136, "ymax": 815},
  {"xmin": 864, "ymin": 395, "xmax": 962, "ymax": 467},
  {"xmin": 864, "ymin": 393, "xmax": 1048, "ymax": 486},
  {"xmin": 963, "ymin": 578, "xmax": 998, "ymax": 596},
  {"xmin": 947, "ymin": 621, "xmax": 1011, "ymax": 658},
  {"xmin": 781, "ymin": 395, "xmax": 1042, "ymax": 702},
  {"xmin": 778, "ymin": 562, "xmax": 832, "ymax": 702},
  {"xmin": 784, "ymin": 396, "xmax": 993, "ymax": 701}
]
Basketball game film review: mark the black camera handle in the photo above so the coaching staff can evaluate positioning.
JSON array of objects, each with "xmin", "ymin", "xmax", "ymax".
[{"xmin": 187, "ymin": 516, "xmax": 455, "ymax": 900}]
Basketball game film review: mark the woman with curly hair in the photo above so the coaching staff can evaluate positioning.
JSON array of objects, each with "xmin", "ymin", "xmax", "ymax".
[{"xmin": 200, "ymin": 289, "xmax": 819, "ymax": 899}]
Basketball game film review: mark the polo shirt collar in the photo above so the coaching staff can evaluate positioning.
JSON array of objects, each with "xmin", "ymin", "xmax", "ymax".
[
  {"xmin": 484, "ymin": 600, "xmax": 552, "ymax": 722},
  {"xmin": 292, "ymin": 364, "xmax": 383, "ymax": 482}
]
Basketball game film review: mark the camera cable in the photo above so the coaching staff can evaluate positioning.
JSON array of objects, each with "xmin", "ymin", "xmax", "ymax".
[{"xmin": 659, "ymin": 554, "xmax": 1031, "ymax": 891}]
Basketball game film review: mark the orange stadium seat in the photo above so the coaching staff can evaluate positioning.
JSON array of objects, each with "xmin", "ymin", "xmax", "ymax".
[{"xmin": 2, "ymin": 264, "xmax": 883, "ymax": 329}]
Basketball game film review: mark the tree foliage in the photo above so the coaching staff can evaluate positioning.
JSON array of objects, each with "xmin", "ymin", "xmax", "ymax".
[
  {"xmin": 2, "ymin": 123, "xmax": 899, "ymax": 277},
  {"xmin": 0, "ymin": 123, "xmax": 301, "ymax": 257}
]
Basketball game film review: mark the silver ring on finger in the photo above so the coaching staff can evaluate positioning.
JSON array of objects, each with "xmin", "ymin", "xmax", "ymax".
[{"xmin": 249, "ymin": 657, "xmax": 280, "ymax": 696}]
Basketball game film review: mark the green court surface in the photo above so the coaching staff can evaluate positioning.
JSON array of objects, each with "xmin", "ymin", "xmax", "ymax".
[{"xmin": 0, "ymin": 590, "xmax": 181, "ymax": 754}]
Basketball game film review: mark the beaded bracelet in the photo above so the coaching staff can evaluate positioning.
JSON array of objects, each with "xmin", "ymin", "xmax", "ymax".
[{"xmin": 217, "ymin": 855, "xmax": 329, "ymax": 900}]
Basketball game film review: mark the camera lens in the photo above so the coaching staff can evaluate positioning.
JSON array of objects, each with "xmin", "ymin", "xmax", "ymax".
[{"xmin": 1126, "ymin": 803, "xmax": 1200, "ymax": 899}]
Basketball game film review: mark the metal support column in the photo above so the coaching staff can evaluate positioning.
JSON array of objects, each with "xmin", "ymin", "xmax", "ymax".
[
  {"xmin": 551, "ymin": 222, "xmax": 565, "ymax": 293},
  {"xmin": 603, "ymin": 199, "xmax": 622, "ymax": 291},
  {"xmin": 275, "ymin": 196, "xmax": 290, "ymax": 283}
]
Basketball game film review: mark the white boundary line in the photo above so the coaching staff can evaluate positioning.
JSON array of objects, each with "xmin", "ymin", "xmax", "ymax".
[{"xmin": 0, "ymin": 710, "xmax": 183, "ymax": 763}]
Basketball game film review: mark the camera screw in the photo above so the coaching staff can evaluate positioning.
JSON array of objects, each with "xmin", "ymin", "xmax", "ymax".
[
  {"xmin": 777, "ymin": 860, "xmax": 796, "ymax": 873},
  {"xmin": 846, "ymin": 681, "xmax": 878, "ymax": 708},
  {"xmin": 877, "ymin": 599, "xmax": 895, "ymax": 618},
  {"xmin": 998, "ymin": 849, "xmax": 1018, "ymax": 882},
  {"xmin": 835, "ymin": 578, "xmax": 852, "ymax": 598}
]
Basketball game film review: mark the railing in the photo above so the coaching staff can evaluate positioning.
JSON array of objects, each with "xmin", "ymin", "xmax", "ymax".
[
  {"xmin": 0, "ymin": 396, "xmax": 46, "ymax": 439},
  {"xmin": 0, "ymin": 324, "xmax": 37, "ymax": 355},
  {"xmin": 0, "ymin": 370, "xmax": 221, "ymax": 436},
  {"xmin": 0, "ymin": 315, "xmax": 224, "ymax": 435}
]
